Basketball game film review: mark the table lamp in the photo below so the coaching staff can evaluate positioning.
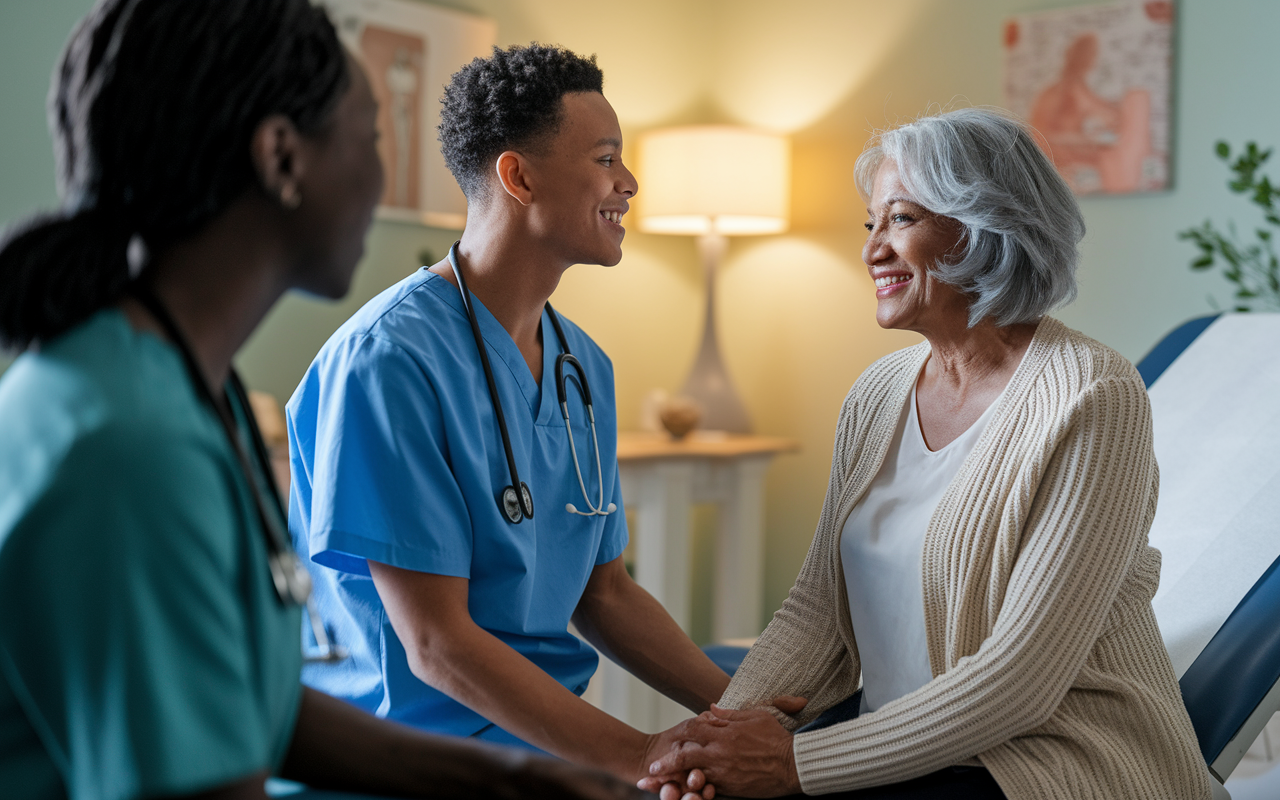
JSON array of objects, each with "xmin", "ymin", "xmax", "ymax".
[{"xmin": 638, "ymin": 125, "xmax": 791, "ymax": 433}]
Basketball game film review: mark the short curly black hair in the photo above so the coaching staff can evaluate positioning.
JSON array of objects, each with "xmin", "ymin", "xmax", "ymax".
[{"xmin": 439, "ymin": 43, "xmax": 604, "ymax": 200}]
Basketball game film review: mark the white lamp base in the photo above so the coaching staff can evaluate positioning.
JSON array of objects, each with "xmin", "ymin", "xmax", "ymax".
[{"xmin": 680, "ymin": 234, "xmax": 752, "ymax": 433}]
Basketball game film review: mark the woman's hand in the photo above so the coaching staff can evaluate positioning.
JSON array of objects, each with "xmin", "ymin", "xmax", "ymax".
[
  {"xmin": 639, "ymin": 696, "xmax": 806, "ymax": 800},
  {"xmin": 638, "ymin": 704, "xmax": 803, "ymax": 799}
]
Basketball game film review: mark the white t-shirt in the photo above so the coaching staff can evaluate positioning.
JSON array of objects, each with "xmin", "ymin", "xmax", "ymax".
[{"xmin": 840, "ymin": 382, "xmax": 999, "ymax": 712}]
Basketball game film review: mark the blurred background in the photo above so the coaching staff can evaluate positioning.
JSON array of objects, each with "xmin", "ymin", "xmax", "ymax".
[{"xmin": 2, "ymin": 0, "xmax": 1277, "ymax": 645}]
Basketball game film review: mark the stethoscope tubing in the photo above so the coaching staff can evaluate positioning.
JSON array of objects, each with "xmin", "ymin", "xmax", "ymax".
[
  {"xmin": 447, "ymin": 241, "xmax": 614, "ymax": 523},
  {"xmin": 447, "ymin": 243, "xmax": 534, "ymax": 522},
  {"xmin": 555, "ymin": 359, "xmax": 612, "ymax": 517}
]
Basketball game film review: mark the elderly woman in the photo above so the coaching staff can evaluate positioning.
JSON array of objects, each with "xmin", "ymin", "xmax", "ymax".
[{"xmin": 641, "ymin": 108, "xmax": 1209, "ymax": 800}]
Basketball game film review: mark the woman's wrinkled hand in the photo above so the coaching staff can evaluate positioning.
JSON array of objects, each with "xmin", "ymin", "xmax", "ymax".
[{"xmin": 636, "ymin": 703, "xmax": 804, "ymax": 799}]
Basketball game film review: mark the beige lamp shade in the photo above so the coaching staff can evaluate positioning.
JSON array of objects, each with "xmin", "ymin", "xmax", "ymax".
[{"xmin": 638, "ymin": 126, "xmax": 790, "ymax": 236}]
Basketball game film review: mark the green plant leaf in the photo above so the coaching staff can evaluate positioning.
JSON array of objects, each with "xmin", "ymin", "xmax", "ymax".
[
  {"xmin": 1184, "ymin": 140, "xmax": 1280, "ymax": 313},
  {"xmin": 1257, "ymin": 177, "xmax": 1276, "ymax": 208}
]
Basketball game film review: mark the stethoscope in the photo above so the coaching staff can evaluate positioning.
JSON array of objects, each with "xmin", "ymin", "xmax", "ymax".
[
  {"xmin": 447, "ymin": 241, "xmax": 616, "ymax": 524},
  {"xmin": 132, "ymin": 285, "xmax": 347, "ymax": 663}
]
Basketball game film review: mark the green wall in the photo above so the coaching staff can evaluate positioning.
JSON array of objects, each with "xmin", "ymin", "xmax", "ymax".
[{"xmin": 0, "ymin": 0, "xmax": 92, "ymax": 372}]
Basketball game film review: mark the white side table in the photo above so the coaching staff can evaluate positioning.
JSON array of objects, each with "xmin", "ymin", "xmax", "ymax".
[{"xmin": 586, "ymin": 431, "xmax": 798, "ymax": 732}]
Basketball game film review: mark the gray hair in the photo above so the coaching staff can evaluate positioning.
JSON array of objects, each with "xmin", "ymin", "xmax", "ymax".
[{"xmin": 854, "ymin": 108, "xmax": 1084, "ymax": 327}]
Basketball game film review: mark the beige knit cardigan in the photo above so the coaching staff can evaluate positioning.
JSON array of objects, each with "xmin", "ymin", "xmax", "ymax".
[{"xmin": 720, "ymin": 318, "xmax": 1210, "ymax": 800}]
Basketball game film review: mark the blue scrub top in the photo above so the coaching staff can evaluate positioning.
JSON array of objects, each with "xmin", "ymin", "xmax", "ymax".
[
  {"xmin": 287, "ymin": 269, "xmax": 627, "ymax": 745},
  {"xmin": 0, "ymin": 310, "xmax": 302, "ymax": 800}
]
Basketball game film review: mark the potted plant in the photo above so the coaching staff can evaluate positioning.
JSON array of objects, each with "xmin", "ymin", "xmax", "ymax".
[{"xmin": 1179, "ymin": 141, "xmax": 1280, "ymax": 312}]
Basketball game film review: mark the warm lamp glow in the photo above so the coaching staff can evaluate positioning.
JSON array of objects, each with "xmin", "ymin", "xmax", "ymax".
[{"xmin": 638, "ymin": 126, "xmax": 790, "ymax": 236}]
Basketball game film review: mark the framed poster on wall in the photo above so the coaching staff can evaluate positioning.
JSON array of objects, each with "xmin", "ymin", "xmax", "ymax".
[
  {"xmin": 1003, "ymin": 1, "xmax": 1174, "ymax": 196},
  {"xmin": 321, "ymin": 0, "xmax": 496, "ymax": 228}
]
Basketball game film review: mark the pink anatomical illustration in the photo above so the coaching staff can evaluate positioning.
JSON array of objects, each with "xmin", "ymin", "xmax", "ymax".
[
  {"xmin": 1004, "ymin": 1, "xmax": 1172, "ymax": 196},
  {"xmin": 360, "ymin": 24, "xmax": 425, "ymax": 210},
  {"xmin": 1030, "ymin": 33, "xmax": 1153, "ymax": 195}
]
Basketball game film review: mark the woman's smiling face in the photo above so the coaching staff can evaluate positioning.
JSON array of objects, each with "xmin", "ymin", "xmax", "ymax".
[{"xmin": 862, "ymin": 158, "xmax": 971, "ymax": 333}]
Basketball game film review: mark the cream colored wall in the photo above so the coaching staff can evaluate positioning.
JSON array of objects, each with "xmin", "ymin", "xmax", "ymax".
[{"xmin": 6, "ymin": 0, "xmax": 1279, "ymax": 638}]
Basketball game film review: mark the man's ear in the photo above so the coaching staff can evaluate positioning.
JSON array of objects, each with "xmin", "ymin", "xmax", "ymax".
[
  {"xmin": 494, "ymin": 150, "xmax": 534, "ymax": 206},
  {"xmin": 250, "ymin": 114, "xmax": 308, "ymax": 208}
]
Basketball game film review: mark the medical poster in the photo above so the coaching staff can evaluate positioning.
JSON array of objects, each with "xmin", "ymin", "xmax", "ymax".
[
  {"xmin": 1003, "ymin": 1, "xmax": 1174, "ymax": 196},
  {"xmin": 361, "ymin": 25, "xmax": 425, "ymax": 213},
  {"xmin": 323, "ymin": 0, "xmax": 495, "ymax": 229}
]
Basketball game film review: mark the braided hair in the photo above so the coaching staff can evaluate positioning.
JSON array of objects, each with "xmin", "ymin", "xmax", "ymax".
[
  {"xmin": 0, "ymin": 0, "xmax": 349, "ymax": 349},
  {"xmin": 439, "ymin": 43, "xmax": 603, "ymax": 201}
]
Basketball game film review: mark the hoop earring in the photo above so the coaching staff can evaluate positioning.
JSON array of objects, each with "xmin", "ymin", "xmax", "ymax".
[{"xmin": 280, "ymin": 183, "xmax": 302, "ymax": 210}]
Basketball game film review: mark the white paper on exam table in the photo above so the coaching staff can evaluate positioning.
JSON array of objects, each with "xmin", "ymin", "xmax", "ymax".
[{"xmin": 1146, "ymin": 313, "xmax": 1280, "ymax": 677}]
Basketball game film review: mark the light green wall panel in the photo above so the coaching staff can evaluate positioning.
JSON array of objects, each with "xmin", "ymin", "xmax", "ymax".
[{"xmin": 0, "ymin": 0, "xmax": 94, "ymax": 372}]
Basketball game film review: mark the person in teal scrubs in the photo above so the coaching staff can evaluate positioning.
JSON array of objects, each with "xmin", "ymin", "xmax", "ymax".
[
  {"xmin": 0, "ymin": 3, "xmax": 640, "ymax": 800},
  {"xmin": 288, "ymin": 44, "xmax": 804, "ymax": 795}
]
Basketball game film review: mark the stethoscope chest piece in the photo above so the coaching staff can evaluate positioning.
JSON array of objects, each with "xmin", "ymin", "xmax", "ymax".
[{"xmin": 501, "ymin": 482, "xmax": 534, "ymax": 524}]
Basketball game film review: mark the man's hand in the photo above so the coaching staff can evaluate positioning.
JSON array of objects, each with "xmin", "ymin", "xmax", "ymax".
[{"xmin": 637, "ymin": 705, "xmax": 803, "ymax": 799}]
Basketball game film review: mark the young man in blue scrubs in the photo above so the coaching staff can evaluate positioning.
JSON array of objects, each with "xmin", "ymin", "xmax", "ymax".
[{"xmin": 287, "ymin": 44, "xmax": 784, "ymax": 787}]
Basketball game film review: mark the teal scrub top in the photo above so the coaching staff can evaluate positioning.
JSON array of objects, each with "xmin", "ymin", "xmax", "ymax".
[
  {"xmin": 287, "ymin": 269, "xmax": 627, "ymax": 746},
  {"xmin": 0, "ymin": 310, "xmax": 303, "ymax": 800}
]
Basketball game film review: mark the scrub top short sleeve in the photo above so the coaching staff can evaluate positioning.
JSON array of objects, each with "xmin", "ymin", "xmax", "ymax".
[
  {"xmin": 290, "ymin": 332, "xmax": 472, "ymax": 578},
  {"xmin": 0, "ymin": 311, "xmax": 303, "ymax": 800}
]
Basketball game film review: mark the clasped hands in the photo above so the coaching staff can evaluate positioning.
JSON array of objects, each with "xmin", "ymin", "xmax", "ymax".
[{"xmin": 637, "ymin": 696, "xmax": 807, "ymax": 800}]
